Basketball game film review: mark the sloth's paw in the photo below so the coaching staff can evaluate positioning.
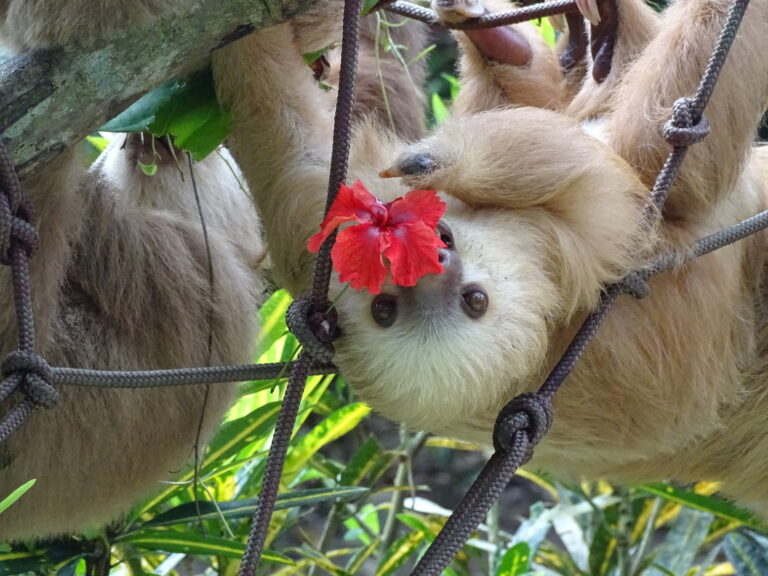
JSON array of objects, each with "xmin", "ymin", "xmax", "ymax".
[{"xmin": 432, "ymin": 0, "xmax": 486, "ymax": 24}]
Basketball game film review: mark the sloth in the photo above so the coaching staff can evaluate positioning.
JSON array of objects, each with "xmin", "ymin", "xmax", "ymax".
[
  {"xmin": 0, "ymin": 0, "xmax": 428, "ymax": 542},
  {"xmin": 214, "ymin": 0, "xmax": 768, "ymax": 510},
  {"xmin": 0, "ymin": 1, "xmax": 266, "ymax": 541}
]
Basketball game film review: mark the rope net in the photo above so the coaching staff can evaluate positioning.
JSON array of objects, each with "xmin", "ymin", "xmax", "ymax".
[{"xmin": 0, "ymin": 0, "xmax": 761, "ymax": 573}]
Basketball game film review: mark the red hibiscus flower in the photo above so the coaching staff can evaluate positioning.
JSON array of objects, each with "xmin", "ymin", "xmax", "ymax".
[{"xmin": 307, "ymin": 180, "xmax": 447, "ymax": 294}]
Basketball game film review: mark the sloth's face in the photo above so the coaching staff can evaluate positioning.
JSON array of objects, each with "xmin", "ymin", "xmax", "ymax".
[
  {"xmin": 332, "ymin": 198, "xmax": 562, "ymax": 445},
  {"xmin": 330, "ymin": 109, "xmax": 644, "ymax": 444}
]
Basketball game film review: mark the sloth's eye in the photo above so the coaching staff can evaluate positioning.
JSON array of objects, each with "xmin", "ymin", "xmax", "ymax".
[
  {"xmin": 371, "ymin": 294, "xmax": 398, "ymax": 328},
  {"xmin": 461, "ymin": 285, "xmax": 488, "ymax": 319},
  {"xmin": 437, "ymin": 221, "xmax": 454, "ymax": 250}
]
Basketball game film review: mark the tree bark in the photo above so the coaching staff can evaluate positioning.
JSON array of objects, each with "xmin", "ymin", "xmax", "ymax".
[{"xmin": 0, "ymin": 0, "xmax": 321, "ymax": 177}]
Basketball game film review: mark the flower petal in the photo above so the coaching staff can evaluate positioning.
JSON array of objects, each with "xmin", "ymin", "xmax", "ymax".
[
  {"xmin": 384, "ymin": 221, "xmax": 445, "ymax": 287},
  {"xmin": 308, "ymin": 180, "xmax": 382, "ymax": 253},
  {"xmin": 331, "ymin": 223, "xmax": 391, "ymax": 294},
  {"xmin": 388, "ymin": 189, "xmax": 446, "ymax": 228}
]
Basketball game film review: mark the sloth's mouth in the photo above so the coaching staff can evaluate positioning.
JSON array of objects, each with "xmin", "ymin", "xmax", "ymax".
[{"xmin": 369, "ymin": 221, "xmax": 488, "ymax": 328}]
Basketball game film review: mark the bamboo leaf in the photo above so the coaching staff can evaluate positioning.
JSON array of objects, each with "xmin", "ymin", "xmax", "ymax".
[
  {"xmin": 117, "ymin": 529, "xmax": 294, "ymax": 564},
  {"xmin": 0, "ymin": 479, "xmax": 35, "ymax": 515},
  {"xmin": 283, "ymin": 403, "xmax": 371, "ymax": 477},
  {"xmin": 376, "ymin": 530, "xmax": 425, "ymax": 576},
  {"xmin": 723, "ymin": 531, "xmax": 768, "ymax": 575},
  {"xmin": 496, "ymin": 542, "xmax": 530, "ymax": 576},
  {"xmin": 644, "ymin": 507, "xmax": 713, "ymax": 576},
  {"xmin": 639, "ymin": 484, "xmax": 764, "ymax": 531},
  {"xmin": 142, "ymin": 486, "xmax": 368, "ymax": 528},
  {"xmin": 340, "ymin": 435, "xmax": 383, "ymax": 486}
]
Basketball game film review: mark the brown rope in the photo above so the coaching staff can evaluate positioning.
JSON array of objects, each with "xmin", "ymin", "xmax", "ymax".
[
  {"xmin": 237, "ymin": 0, "xmax": 363, "ymax": 572},
  {"xmin": 384, "ymin": 0, "xmax": 579, "ymax": 27},
  {"xmin": 0, "ymin": 140, "xmax": 56, "ymax": 443},
  {"xmin": 0, "ymin": 0, "xmax": 759, "ymax": 574}
]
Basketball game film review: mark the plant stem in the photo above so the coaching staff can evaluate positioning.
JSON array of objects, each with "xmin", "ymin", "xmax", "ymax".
[
  {"xmin": 307, "ymin": 501, "xmax": 343, "ymax": 576},
  {"xmin": 615, "ymin": 486, "xmax": 633, "ymax": 576},
  {"xmin": 380, "ymin": 428, "xmax": 429, "ymax": 555},
  {"xmin": 487, "ymin": 501, "xmax": 501, "ymax": 575},
  {"xmin": 630, "ymin": 497, "xmax": 662, "ymax": 576}
]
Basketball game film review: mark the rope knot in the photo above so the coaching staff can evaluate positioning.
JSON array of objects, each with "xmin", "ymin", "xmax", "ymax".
[
  {"xmin": 616, "ymin": 270, "xmax": 650, "ymax": 299},
  {"xmin": 663, "ymin": 97, "xmax": 710, "ymax": 148},
  {"xmin": 1, "ymin": 350, "xmax": 57, "ymax": 409},
  {"xmin": 0, "ymin": 196, "xmax": 39, "ymax": 266},
  {"xmin": 492, "ymin": 392, "xmax": 553, "ymax": 456},
  {"xmin": 286, "ymin": 295, "xmax": 339, "ymax": 363}
]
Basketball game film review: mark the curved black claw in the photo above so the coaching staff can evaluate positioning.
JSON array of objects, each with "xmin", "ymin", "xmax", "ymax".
[
  {"xmin": 559, "ymin": 12, "xmax": 588, "ymax": 74},
  {"xmin": 590, "ymin": 0, "xmax": 619, "ymax": 83}
]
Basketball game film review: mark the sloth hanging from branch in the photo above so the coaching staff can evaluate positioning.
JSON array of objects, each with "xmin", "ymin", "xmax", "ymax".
[{"xmin": 215, "ymin": 0, "xmax": 768, "ymax": 512}]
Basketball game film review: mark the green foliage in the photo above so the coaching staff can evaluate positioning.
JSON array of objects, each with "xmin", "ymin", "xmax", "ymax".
[
  {"xmin": 4, "ymin": 12, "xmax": 768, "ymax": 576},
  {"xmin": 11, "ymin": 290, "xmax": 761, "ymax": 575},
  {"xmin": 0, "ymin": 479, "xmax": 35, "ymax": 516},
  {"xmin": 101, "ymin": 68, "xmax": 231, "ymax": 164}
]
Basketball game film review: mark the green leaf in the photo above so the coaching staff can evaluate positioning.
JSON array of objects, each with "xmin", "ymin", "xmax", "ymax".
[
  {"xmin": 639, "ymin": 483, "xmax": 765, "ymax": 530},
  {"xmin": 340, "ymin": 435, "xmax": 383, "ymax": 486},
  {"xmin": 136, "ymin": 401, "xmax": 281, "ymax": 513},
  {"xmin": 283, "ymin": 403, "xmax": 371, "ymax": 477},
  {"xmin": 0, "ymin": 541, "xmax": 83, "ymax": 576},
  {"xmin": 202, "ymin": 401, "xmax": 283, "ymax": 473},
  {"xmin": 496, "ymin": 542, "xmax": 530, "ymax": 576},
  {"xmin": 101, "ymin": 68, "xmax": 230, "ymax": 161},
  {"xmin": 644, "ymin": 507, "xmax": 713, "ymax": 576},
  {"xmin": 142, "ymin": 486, "xmax": 369, "ymax": 528},
  {"xmin": 440, "ymin": 73, "xmax": 461, "ymax": 101},
  {"xmin": 258, "ymin": 290, "xmax": 292, "ymax": 352},
  {"xmin": 343, "ymin": 503, "xmax": 380, "ymax": 546},
  {"xmin": 0, "ymin": 479, "xmax": 35, "ymax": 515},
  {"xmin": 139, "ymin": 161, "xmax": 158, "ymax": 176},
  {"xmin": 303, "ymin": 42, "xmax": 339, "ymax": 65},
  {"xmin": 346, "ymin": 538, "xmax": 381, "ymax": 574},
  {"xmin": 396, "ymin": 513, "xmax": 435, "ymax": 541},
  {"xmin": 101, "ymin": 87, "xmax": 171, "ymax": 132},
  {"xmin": 376, "ymin": 530, "xmax": 425, "ymax": 576},
  {"xmin": 532, "ymin": 18, "xmax": 557, "ymax": 47},
  {"xmin": 430, "ymin": 93, "xmax": 450, "ymax": 125},
  {"xmin": 117, "ymin": 529, "xmax": 294, "ymax": 564},
  {"xmin": 724, "ymin": 531, "xmax": 768, "ymax": 575},
  {"xmin": 176, "ymin": 108, "xmax": 232, "ymax": 161},
  {"xmin": 361, "ymin": 0, "xmax": 382, "ymax": 16},
  {"xmin": 588, "ymin": 517, "xmax": 616, "ymax": 576}
]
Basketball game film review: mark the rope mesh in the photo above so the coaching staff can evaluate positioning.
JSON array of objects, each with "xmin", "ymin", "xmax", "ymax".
[{"xmin": 0, "ymin": 0, "xmax": 760, "ymax": 573}]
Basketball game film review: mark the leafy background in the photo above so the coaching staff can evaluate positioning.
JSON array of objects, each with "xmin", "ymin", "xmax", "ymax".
[{"xmin": 3, "ymin": 8, "xmax": 768, "ymax": 576}]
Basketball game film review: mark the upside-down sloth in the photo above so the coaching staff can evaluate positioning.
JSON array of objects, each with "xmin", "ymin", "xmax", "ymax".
[
  {"xmin": 214, "ymin": 0, "xmax": 768, "ymax": 512},
  {"xmin": 0, "ymin": 0, "xmax": 428, "ymax": 541}
]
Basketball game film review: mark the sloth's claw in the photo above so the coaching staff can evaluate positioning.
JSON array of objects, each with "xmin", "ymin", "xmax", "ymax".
[
  {"xmin": 379, "ymin": 152, "xmax": 439, "ymax": 179},
  {"xmin": 576, "ymin": 0, "xmax": 602, "ymax": 25},
  {"xmin": 432, "ymin": 0, "xmax": 485, "ymax": 24}
]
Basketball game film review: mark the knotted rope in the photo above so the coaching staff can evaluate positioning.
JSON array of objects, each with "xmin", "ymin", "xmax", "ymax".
[
  {"xmin": 237, "ymin": 0, "xmax": 363, "ymax": 573},
  {"xmin": 0, "ymin": 0, "xmax": 761, "ymax": 574},
  {"xmin": 0, "ymin": 140, "xmax": 56, "ymax": 443}
]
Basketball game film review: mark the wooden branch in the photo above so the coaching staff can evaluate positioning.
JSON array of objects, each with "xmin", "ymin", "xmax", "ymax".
[{"xmin": 0, "ymin": 0, "xmax": 321, "ymax": 178}]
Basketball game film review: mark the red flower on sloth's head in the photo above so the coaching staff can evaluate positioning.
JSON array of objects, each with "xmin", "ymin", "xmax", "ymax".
[{"xmin": 307, "ymin": 180, "xmax": 447, "ymax": 294}]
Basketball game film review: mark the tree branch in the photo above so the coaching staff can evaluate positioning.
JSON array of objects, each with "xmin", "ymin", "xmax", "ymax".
[{"xmin": 0, "ymin": 0, "xmax": 321, "ymax": 178}]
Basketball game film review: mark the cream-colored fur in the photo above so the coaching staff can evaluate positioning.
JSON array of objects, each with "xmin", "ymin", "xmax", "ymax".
[
  {"xmin": 0, "ymin": 6, "xmax": 266, "ymax": 540},
  {"xmin": 215, "ymin": 0, "xmax": 768, "ymax": 511}
]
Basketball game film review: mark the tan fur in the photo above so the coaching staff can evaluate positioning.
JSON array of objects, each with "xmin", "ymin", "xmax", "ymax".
[
  {"xmin": 324, "ymin": 13, "xmax": 429, "ymax": 142},
  {"xmin": 216, "ymin": 0, "xmax": 768, "ymax": 512},
  {"xmin": 0, "ymin": 8, "xmax": 265, "ymax": 540}
]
